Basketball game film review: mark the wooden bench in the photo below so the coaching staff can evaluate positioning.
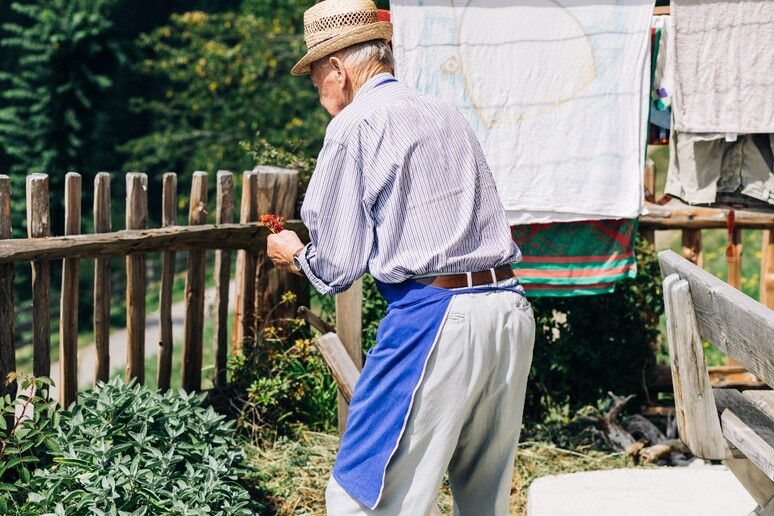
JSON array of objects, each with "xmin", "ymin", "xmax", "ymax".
[{"xmin": 659, "ymin": 250, "xmax": 774, "ymax": 514}]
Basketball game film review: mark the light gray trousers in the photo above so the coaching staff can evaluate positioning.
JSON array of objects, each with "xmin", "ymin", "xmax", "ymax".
[{"xmin": 326, "ymin": 278, "xmax": 535, "ymax": 515}]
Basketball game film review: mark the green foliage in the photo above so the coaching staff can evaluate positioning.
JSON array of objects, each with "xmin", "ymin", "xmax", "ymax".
[
  {"xmin": 525, "ymin": 237, "xmax": 664, "ymax": 420},
  {"xmin": 228, "ymin": 293, "xmax": 338, "ymax": 442},
  {"xmin": 5, "ymin": 378, "xmax": 257, "ymax": 515},
  {"xmin": 121, "ymin": 0, "xmax": 328, "ymax": 184},
  {"xmin": 0, "ymin": 374, "xmax": 60, "ymax": 513},
  {"xmin": 0, "ymin": 0, "xmax": 122, "ymax": 235}
]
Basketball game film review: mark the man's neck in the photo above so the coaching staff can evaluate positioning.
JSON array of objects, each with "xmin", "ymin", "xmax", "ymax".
[{"xmin": 348, "ymin": 65, "xmax": 392, "ymax": 103}]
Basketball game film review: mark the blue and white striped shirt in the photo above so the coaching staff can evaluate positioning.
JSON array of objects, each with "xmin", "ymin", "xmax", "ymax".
[{"xmin": 296, "ymin": 73, "xmax": 521, "ymax": 295}]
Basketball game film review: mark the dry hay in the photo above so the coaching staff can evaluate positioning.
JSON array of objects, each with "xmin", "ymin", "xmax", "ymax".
[{"xmin": 245, "ymin": 431, "xmax": 645, "ymax": 515}]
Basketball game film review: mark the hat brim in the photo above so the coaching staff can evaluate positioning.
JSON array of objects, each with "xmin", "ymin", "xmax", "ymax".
[{"xmin": 291, "ymin": 22, "xmax": 392, "ymax": 76}]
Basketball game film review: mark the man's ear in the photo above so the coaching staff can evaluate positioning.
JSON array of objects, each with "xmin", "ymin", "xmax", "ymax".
[{"xmin": 329, "ymin": 56, "xmax": 347, "ymax": 85}]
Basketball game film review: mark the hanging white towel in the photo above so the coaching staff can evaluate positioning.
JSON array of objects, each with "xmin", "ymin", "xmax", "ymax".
[
  {"xmin": 391, "ymin": 0, "xmax": 654, "ymax": 224},
  {"xmin": 670, "ymin": 0, "xmax": 774, "ymax": 134}
]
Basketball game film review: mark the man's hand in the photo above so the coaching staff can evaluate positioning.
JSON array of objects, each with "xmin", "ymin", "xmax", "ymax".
[{"xmin": 267, "ymin": 230, "xmax": 305, "ymax": 276}]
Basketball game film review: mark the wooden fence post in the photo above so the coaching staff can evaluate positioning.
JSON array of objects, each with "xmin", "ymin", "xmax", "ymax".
[
  {"xmin": 213, "ymin": 171, "xmax": 234, "ymax": 389},
  {"xmin": 255, "ymin": 166, "xmax": 302, "ymax": 327},
  {"xmin": 157, "ymin": 172, "xmax": 177, "ymax": 391},
  {"xmin": 59, "ymin": 172, "xmax": 81, "ymax": 407},
  {"xmin": 761, "ymin": 230, "xmax": 774, "ymax": 308},
  {"xmin": 0, "ymin": 175, "xmax": 15, "ymax": 399},
  {"xmin": 336, "ymin": 280, "xmax": 363, "ymax": 435},
  {"xmin": 26, "ymin": 173, "xmax": 50, "ymax": 379},
  {"xmin": 681, "ymin": 230, "xmax": 702, "ymax": 267},
  {"xmin": 233, "ymin": 171, "xmax": 258, "ymax": 354},
  {"xmin": 93, "ymin": 173, "xmax": 111, "ymax": 384},
  {"xmin": 642, "ymin": 159, "xmax": 656, "ymax": 246},
  {"xmin": 125, "ymin": 173, "xmax": 148, "ymax": 384},
  {"xmin": 182, "ymin": 171, "xmax": 208, "ymax": 392}
]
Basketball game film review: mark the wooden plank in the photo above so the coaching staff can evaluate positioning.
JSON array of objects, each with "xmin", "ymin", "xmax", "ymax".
[
  {"xmin": 157, "ymin": 172, "xmax": 177, "ymax": 391},
  {"xmin": 715, "ymin": 388, "xmax": 774, "ymax": 480},
  {"xmin": 335, "ymin": 279, "xmax": 363, "ymax": 436},
  {"xmin": 233, "ymin": 171, "xmax": 258, "ymax": 354},
  {"xmin": 663, "ymin": 276, "xmax": 729, "ymax": 459},
  {"xmin": 0, "ymin": 221, "xmax": 308, "ymax": 263},
  {"xmin": 315, "ymin": 332, "xmax": 361, "ymax": 403},
  {"xmin": 726, "ymin": 457, "xmax": 774, "ymax": 508},
  {"xmin": 182, "ymin": 171, "xmax": 208, "ymax": 392},
  {"xmin": 658, "ymin": 250, "xmax": 774, "ymax": 387},
  {"xmin": 125, "ymin": 173, "xmax": 148, "ymax": 385},
  {"xmin": 59, "ymin": 172, "xmax": 80, "ymax": 407},
  {"xmin": 27, "ymin": 173, "xmax": 50, "ymax": 379},
  {"xmin": 213, "ymin": 171, "xmax": 234, "ymax": 389},
  {"xmin": 744, "ymin": 391, "xmax": 774, "ymax": 423},
  {"xmin": 641, "ymin": 206, "xmax": 774, "ymax": 230},
  {"xmin": 93, "ymin": 172, "xmax": 111, "ymax": 384},
  {"xmin": 0, "ymin": 175, "xmax": 15, "ymax": 399},
  {"xmin": 255, "ymin": 166, "xmax": 301, "ymax": 326}
]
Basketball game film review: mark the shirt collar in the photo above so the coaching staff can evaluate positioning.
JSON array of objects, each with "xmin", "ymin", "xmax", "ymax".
[{"xmin": 353, "ymin": 72, "xmax": 396, "ymax": 103}]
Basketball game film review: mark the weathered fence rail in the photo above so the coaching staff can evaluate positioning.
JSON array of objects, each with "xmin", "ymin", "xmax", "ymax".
[{"xmin": 0, "ymin": 168, "xmax": 319, "ymax": 409}]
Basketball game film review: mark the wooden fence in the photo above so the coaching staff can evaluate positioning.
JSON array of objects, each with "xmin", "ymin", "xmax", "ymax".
[{"xmin": 0, "ymin": 168, "xmax": 363, "ymax": 410}]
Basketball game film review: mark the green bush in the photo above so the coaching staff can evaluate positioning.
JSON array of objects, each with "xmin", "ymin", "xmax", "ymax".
[
  {"xmin": 0, "ymin": 374, "xmax": 60, "ymax": 513},
  {"xmin": 524, "ymin": 238, "xmax": 663, "ymax": 420},
  {"xmin": 228, "ymin": 294, "xmax": 338, "ymax": 442},
  {"xmin": 6, "ymin": 378, "xmax": 258, "ymax": 515}
]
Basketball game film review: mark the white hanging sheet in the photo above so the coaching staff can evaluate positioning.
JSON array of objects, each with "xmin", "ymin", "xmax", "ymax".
[{"xmin": 391, "ymin": 0, "xmax": 654, "ymax": 224}]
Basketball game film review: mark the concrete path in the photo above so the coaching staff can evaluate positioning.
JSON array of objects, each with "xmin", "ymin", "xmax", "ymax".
[
  {"xmin": 47, "ymin": 281, "xmax": 236, "ymax": 400},
  {"xmin": 527, "ymin": 464, "xmax": 756, "ymax": 515}
]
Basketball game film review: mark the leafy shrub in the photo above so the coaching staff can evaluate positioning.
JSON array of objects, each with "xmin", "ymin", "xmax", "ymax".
[
  {"xmin": 524, "ymin": 238, "xmax": 663, "ymax": 420},
  {"xmin": 228, "ymin": 294, "xmax": 338, "ymax": 442},
  {"xmin": 0, "ymin": 374, "xmax": 60, "ymax": 513},
  {"xmin": 17, "ymin": 379, "xmax": 258, "ymax": 515}
]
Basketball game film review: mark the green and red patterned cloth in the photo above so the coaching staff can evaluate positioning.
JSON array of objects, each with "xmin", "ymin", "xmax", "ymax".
[{"xmin": 511, "ymin": 219, "xmax": 638, "ymax": 297}]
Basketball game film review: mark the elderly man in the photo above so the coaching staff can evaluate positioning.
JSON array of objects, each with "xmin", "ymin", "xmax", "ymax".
[{"xmin": 267, "ymin": 0, "xmax": 535, "ymax": 514}]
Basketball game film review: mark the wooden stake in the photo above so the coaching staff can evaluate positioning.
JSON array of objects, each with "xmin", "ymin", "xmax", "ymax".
[
  {"xmin": 26, "ymin": 173, "xmax": 50, "ymax": 379},
  {"xmin": 59, "ymin": 172, "xmax": 81, "ymax": 407},
  {"xmin": 760, "ymin": 230, "xmax": 774, "ymax": 309},
  {"xmin": 93, "ymin": 172, "xmax": 111, "ymax": 384},
  {"xmin": 335, "ymin": 280, "xmax": 363, "ymax": 436},
  {"xmin": 213, "ymin": 171, "xmax": 234, "ymax": 389},
  {"xmin": 182, "ymin": 171, "xmax": 207, "ymax": 392},
  {"xmin": 0, "ymin": 175, "xmax": 15, "ymax": 399},
  {"xmin": 125, "ymin": 173, "xmax": 148, "ymax": 385},
  {"xmin": 157, "ymin": 173, "xmax": 177, "ymax": 391},
  {"xmin": 681, "ymin": 229, "xmax": 703, "ymax": 267},
  {"xmin": 255, "ymin": 166, "xmax": 300, "ymax": 327},
  {"xmin": 233, "ymin": 171, "xmax": 258, "ymax": 354}
]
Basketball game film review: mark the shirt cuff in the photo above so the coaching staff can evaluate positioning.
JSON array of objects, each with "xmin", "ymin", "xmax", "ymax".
[{"xmin": 295, "ymin": 243, "xmax": 338, "ymax": 296}]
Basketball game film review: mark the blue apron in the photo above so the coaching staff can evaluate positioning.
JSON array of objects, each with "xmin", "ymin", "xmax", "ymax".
[{"xmin": 332, "ymin": 277, "xmax": 524, "ymax": 509}]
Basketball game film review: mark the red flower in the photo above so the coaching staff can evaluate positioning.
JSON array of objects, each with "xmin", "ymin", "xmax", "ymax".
[{"xmin": 261, "ymin": 213, "xmax": 285, "ymax": 234}]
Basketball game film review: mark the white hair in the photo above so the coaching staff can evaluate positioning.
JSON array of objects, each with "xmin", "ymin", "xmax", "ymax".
[{"xmin": 333, "ymin": 39, "xmax": 394, "ymax": 72}]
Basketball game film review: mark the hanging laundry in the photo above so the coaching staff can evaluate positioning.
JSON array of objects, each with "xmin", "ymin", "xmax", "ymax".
[
  {"xmin": 390, "ymin": 0, "xmax": 654, "ymax": 224},
  {"xmin": 649, "ymin": 15, "xmax": 672, "ymax": 145},
  {"xmin": 511, "ymin": 219, "xmax": 638, "ymax": 297},
  {"xmin": 665, "ymin": 132, "xmax": 774, "ymax": 210},
  {"xmin": 670, "ymin": 0, "xmax": 774, "ymax": 134}
]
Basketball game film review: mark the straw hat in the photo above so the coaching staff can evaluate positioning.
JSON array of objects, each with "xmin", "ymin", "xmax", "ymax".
[{"xmin": 291, "ymin": 0, "xmax": 393, "ymax": 76}]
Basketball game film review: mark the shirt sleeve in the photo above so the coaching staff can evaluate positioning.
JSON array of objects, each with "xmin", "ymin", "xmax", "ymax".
[{"xmin": 296, "ymin": 138, "xmax": 374, "ymax": 296}]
